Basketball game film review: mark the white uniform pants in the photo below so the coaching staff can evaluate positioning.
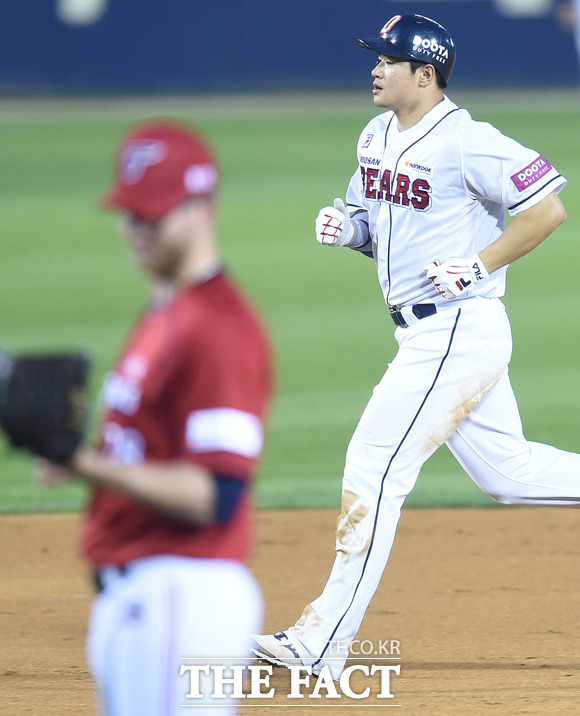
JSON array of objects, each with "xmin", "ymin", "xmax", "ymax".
[
  {"xmin": 288, "ymin": 297, "xmax": 580, "ymax": 677},
  {"xmin": 88, "ymin": 555, "xmax": 263, "ymax": 716}
]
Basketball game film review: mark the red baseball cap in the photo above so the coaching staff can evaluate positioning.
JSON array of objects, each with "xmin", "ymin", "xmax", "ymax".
[{"xmin": 102, "ymin": 120, "xmax": 219, "ymax": 222}]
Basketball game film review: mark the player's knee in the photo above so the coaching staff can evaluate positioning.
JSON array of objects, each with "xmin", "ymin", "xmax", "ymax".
[{"xmin": 335, "ymin": 491, "xmax": 374, "ymax": 562}]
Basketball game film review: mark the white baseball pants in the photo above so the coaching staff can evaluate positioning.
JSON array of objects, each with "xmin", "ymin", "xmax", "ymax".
[
  {"xmin": 288, "ymin": 297, "xmax": 580, "ymax": 677},
  {"xmin": 88, "ymin": 555, "xmax": 263, "ymax": 716}
]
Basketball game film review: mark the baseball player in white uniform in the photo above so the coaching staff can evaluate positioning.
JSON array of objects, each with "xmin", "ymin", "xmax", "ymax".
[{"xmin": 251, "ymin": 14, "xmax": 580, "ymax": 680}]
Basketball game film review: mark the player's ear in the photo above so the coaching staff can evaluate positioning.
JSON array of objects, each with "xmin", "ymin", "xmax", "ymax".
[{"xmin": 418, "ymin": 64, "xmax": 436, "ymax": 88}]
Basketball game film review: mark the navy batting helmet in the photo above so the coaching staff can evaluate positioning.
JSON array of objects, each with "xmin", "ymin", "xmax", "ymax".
[{"xmin": 355, "ymin": 14, "xmax": 456, "ymax": 87}]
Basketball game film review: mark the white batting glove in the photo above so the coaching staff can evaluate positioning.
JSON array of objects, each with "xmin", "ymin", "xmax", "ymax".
[
  {"xmin": 424, "ymin": 254, "xmax": 489, "ymax": 299},
  {"xmin": 315, "ymin": 198, "xmax": 354, "ymax": 246}
]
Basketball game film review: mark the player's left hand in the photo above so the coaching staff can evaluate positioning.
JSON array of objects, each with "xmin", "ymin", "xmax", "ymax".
[{"xmin": 424, "ymin": 254, "xmax": 489, "ymax": 299}]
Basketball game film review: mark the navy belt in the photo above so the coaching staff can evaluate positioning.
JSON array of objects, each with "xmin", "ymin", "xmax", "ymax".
[
  {"xmin": 388, "ymin": 303, "xmax": 437, "ymax": 328},
  {"xmin": 94, "ymin": 565, "xmax": 128, "ymax": 593}
]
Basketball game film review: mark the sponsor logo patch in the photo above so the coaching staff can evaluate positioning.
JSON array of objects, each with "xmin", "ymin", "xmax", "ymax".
[
  {"xmin": 362, "ymin": 134, "xmax": 374, "ymax": 149},
  {"xmin": 511, "ymin": 155, "xmax": 552, "ymax": 191},
  {"xmin": 404, "ymin": 160, "xmax": 433, "ymax": 177}
]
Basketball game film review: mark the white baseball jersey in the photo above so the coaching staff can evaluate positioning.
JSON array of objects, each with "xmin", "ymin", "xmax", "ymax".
[
  {"xmin": 345, "ymin": 95, "xmax": 566, "ymax": 307},
  {"xmin": 277, "ymin": 95, "xmax": 580, "ymax": 682}
]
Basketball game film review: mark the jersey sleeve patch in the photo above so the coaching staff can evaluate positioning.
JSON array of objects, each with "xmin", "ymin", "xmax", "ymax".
[
  {"xmin": 185, "ymin": 408, "xmax": 264, "ymax": 458},
  {"xmin": 510, "ymin": 155, "xmax": 552, "ymax": 192}
]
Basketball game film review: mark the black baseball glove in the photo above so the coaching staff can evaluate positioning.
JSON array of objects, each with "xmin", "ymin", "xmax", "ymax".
[{"xmin": 0, "ymin": 349, "xmax": 91, "ymax": 464}]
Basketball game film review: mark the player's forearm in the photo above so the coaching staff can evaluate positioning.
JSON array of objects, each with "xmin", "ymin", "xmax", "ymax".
[
  {"xmin": 479, "ymin": 192, "xmax": 566, "ymax": 274},
  {"xmin": 71, "ymin": 447, "xmax": 217, "ymax": 526}
]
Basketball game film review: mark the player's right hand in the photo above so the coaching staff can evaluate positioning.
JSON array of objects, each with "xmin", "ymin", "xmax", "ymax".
[
  {"xmin": 315, "ymin": 198, "xmax": 354, "ymax": 246},
  {"xmin": 424, "ymin": 255, "xmax": 489, "ymax": 299}
]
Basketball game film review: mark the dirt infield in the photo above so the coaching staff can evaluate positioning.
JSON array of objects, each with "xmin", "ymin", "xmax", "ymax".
[{"xmin": 0, "ymin": 508, "xmax": 579, "ymax": 715}]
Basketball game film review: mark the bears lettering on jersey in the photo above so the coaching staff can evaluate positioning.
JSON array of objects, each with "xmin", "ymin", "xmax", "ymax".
[{"xmin": 361, "ymin": 166, "xmax": 431, "ymax": 211}]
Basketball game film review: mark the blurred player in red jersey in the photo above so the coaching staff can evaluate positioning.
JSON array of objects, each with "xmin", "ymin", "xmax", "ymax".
[{"xmin": 38, "ymin": 120, "xmax": 272, "ymax": 715}]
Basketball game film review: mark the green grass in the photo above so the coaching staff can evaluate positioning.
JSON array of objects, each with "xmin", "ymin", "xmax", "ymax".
[{"xmin": 1, "ymin": 90, "xmax": 579, "ymax": 512}]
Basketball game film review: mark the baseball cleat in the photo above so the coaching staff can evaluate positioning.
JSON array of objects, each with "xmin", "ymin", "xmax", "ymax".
[{"xmin": 250, "ymin": 631, "xmax": 305, "ymax": 669}]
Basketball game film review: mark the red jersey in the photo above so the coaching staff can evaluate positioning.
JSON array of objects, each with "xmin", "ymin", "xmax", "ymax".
[{"xmin": 81, "ymin": 271, "xmax": 272, "ymax": 567}]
